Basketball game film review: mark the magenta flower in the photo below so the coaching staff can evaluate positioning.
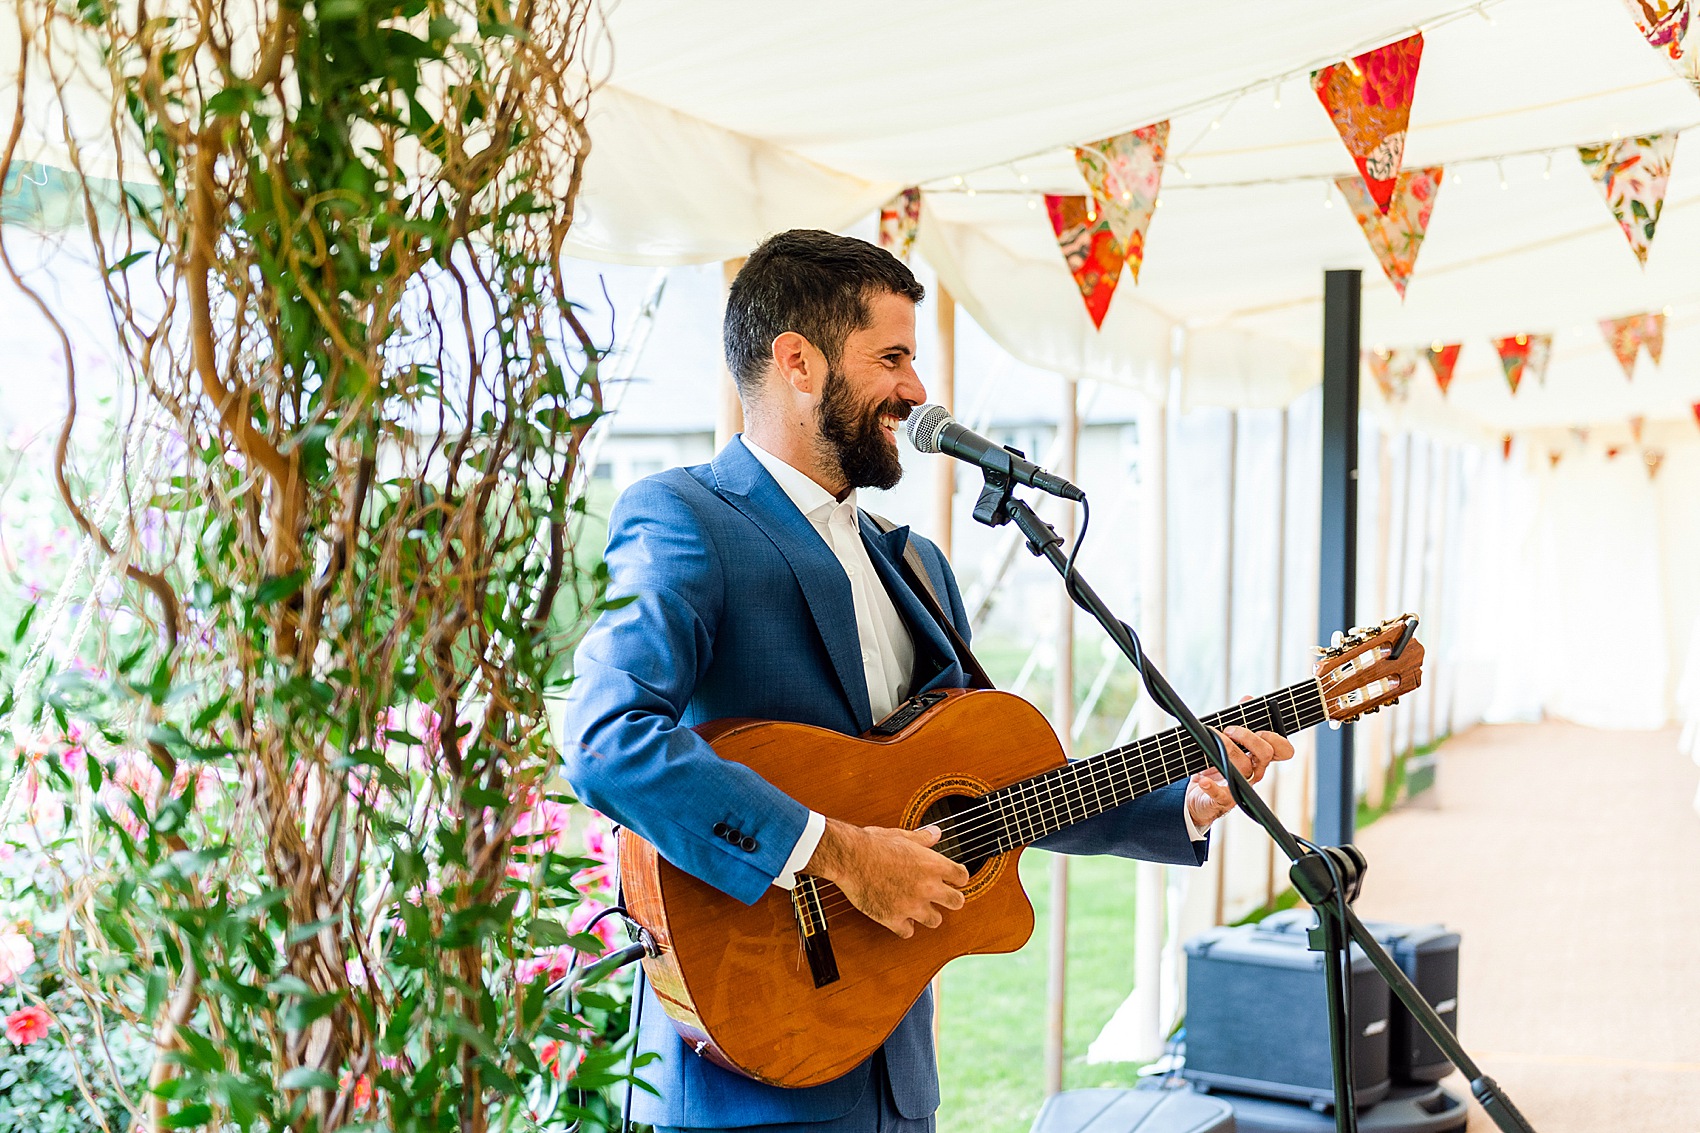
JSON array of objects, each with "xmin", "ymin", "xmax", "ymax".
[{"xmin": 4, "ymin": 1006, "xmax": 50, "ymax": 1046}]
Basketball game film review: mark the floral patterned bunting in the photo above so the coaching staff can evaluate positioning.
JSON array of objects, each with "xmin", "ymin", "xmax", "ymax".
[
  {"xmin": 1607, "ymin": 445, "xmax": 1625, "ymax": 459},
  {"xmin": 1502, "ymin": 434, "xmax": 1513, "ymax": 461},
  {"xmin": 1493, "ymin": 333, "xmax": 1552, "ymax": 395},
  {"xmin": 1045, "ymin": 195, "xmax": 1127, "ymax": 330},
  {"xmin": 1426, "ymin": 343, "xmax": 1462, "ymax": 395},
  {"xmin": 878, "ymin": 188, "xmax": 922, "ymax": 261},
  {"xmin": 1692, "ymin": 401, "xmax": 1700, "ymax": 428},
  {"xmin": 1578, "ymin": 134, "xmax": 1679, "ymax": 267},
  {"xmin": 1645, "ymin": 448, "xmax": 1666, "ymax": 479},
  {"xmin": 1618, "ymin": 0, "xmax": 1700, "ymax": 93},
  {"xmin": 1549, "ymin": 450, "xmax": 1564, "ymax": 469},
  {"xmin": 1365, "ymin": 347, "xmax": 1418, "ymax": 403},
  {"xmin": 1313, "ymin": 33, "xmax": 1424, "ymax": 214},
  {"xmin": 1599, "ymin": 312, "xmax": 1667, "ymax": 379},
  {"xmin": 1630, "ymin": 415, "xmax": 1646, "ymax": 443},
  {"xmin": 1074, "ymin": 121, "xmax": 1168, "ymax": 283},
  {"xmin": 1337, "ymin": 167, "xmax": 1443, "ymax": 298}
]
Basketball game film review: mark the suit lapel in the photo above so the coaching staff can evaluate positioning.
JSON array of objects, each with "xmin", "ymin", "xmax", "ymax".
[
  {"xmin": 859, "ymin": 516, "xmax": 966, "ymax": 695},
  {"xmin": 710, "ymin": 439, "xmax": 874, "ymax": 731}
]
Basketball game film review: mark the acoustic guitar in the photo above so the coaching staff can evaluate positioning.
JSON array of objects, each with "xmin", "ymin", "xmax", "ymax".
[{"xmin": 618, "ymin": 615, "xmax": 1424, "ymax": 1088}]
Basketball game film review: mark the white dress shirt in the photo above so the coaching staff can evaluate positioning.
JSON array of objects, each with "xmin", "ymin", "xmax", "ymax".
[{"xmin": 743, "ymin": 438, "xmax": 916, "ymax": 888}]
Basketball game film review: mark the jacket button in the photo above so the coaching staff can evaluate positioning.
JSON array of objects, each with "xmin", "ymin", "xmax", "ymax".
[
  {"xmin": 740, "ymin": 836, "xmax": 758, "ymax": 852},
  {"xmin": 723, "ymin": 828, "xmax": 742, "ymax": 844},
  {"xmin": 712, "ymin": 822, "xmax": 729, "ymax": 837}
]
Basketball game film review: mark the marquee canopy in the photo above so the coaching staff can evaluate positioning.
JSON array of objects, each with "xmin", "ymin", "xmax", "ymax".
[{"xmin": 5, "ymin": 0, "xmax": 1700, "ymax": 441}]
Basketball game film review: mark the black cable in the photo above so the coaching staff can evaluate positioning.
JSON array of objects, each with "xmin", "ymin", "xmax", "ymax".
[{"xmin": 621, "ymin": 967, "xmax": 646, "ymax": 1133}]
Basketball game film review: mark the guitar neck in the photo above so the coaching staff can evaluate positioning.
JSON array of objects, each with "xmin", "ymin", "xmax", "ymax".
[{"xmin": 977, "ymin": 678, "xmax": 1327, "ymax": 854}]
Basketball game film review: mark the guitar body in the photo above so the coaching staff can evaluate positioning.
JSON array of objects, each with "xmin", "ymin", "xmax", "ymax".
[{"xmin": 619, "ymin": 688, "xmax": 1060, "ymax": 1088}]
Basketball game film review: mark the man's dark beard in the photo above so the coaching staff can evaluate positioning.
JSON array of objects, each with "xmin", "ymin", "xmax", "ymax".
[{"xmin": 816, "ymin": 366, "xmax": 908, "ymax": 491}]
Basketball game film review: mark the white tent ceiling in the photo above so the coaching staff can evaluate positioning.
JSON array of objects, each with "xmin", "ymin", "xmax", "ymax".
[
  {"xmin": 6, "ymin": 0, "xmax": 1700, "ymax": 439},
  {"xmin": 564, "ymin": 0, "xmax": 1700, "ymax": 440}
]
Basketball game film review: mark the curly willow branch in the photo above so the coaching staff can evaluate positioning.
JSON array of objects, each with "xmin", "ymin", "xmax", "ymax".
[{"xmin": 2, "ymin": 0, "xmax": 614, "ymax": 1126}]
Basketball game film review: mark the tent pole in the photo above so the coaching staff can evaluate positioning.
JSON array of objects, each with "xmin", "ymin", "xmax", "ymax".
[
  {"xmin": 1265, "ymin": 406, "xmax": 1289, "ymax": 908},
  {"xmin": 1214, "ymin": 409, "xmax": 1238, "ymax": 926},
  {"xmin": 1315, "ymin": 269, "xmax": 1360, "ymax": 848},
  {"xmin": 1130, "ymin": 378, "xmax": 1170, "ymax": 1061},
  {"xmin": 715, "ymin": 257, "xmax": 747, "ymax": 451},
  {"xmin": 934, "ymin": 286, "xmax": 957, "ymax": 558},
  {"xmin": 1044, "ymin": 376, "xmax": 1079, "ymax": 1098},
  {"xmin": 1369, "ymin": 424, "xmax": 1395, "ymax": 810}
]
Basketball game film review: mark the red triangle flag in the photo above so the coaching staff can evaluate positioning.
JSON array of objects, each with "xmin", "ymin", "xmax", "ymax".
[
  {"xmin": 1045, "ymin": 195, "xmax": 1127, "ymax": 330},
  {"xmin": 1692, "ymin": 401, "xmax": 1700, "ymax": 429},
  {"xmin": 1501, "ymin": 435, "xmax": 1513, "ymax": 461},
  {"xmin": 1313, "ymin": 33, "xmax": 1424, "ymax": 214},
  {"xmin": 1607, "ymin": 445, "xmax": 1624, "ymax": 460},
  {"xmin": 1426, "ymin": 343, "xmax": 1461, "ymax": 395},
  {"xmin": 1493, "ymin": 333, "xmax": 1552, "ymax": 395}
]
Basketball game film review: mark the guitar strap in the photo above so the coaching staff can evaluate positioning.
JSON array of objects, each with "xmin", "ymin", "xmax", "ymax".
[{"xmin": 862, "ymin": 511, "xmax": 995, "ymax": 691}]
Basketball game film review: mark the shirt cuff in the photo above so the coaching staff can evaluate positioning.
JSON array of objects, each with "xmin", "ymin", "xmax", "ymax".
[
  {"xmin": 772, "ymin": 810, "xmax": 827, "ymax": 889},
  {"xmin": 1184, "ymin": 807, "xmax": 1208, "ymax": 843}
]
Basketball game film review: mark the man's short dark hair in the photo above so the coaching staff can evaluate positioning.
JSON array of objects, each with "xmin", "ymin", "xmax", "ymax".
[{"xmin": 723, "ymin": 230, "xmax": 926, "ymax": 393}]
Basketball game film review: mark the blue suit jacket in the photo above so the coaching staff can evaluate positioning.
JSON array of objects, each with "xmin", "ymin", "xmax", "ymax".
[{"xmin": 561, "ymin": 438, "xmax": 1206, "ymax": 1129}]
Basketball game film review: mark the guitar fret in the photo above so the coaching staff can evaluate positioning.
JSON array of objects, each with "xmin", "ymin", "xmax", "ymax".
[{"xmin": 982, "ymin": 678, "xmax": 1335, "ymax": 852}]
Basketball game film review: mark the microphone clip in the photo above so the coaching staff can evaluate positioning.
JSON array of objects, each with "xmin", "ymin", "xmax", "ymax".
[{"xmin": 969, "ymin": 444, "xmax": 1025, "ymax": 527}]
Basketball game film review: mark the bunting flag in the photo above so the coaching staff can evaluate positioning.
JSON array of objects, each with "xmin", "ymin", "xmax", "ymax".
[
  {"xmin": 1493, "ymin": 333, "xmax": 1553, "ymax": 394},
  {"xmin": 1578, "ymin": 133, "xmax": 1679, "ymax": 266},
  {"xmin": 1630, "ymin": 415, "xmax": 1646, "ymax": 443},
  {"xmin": 1073, "ymin": 122, "xmax": 1168, "ymax": 283},
  {"xmin": 1426, "ymin": 342, "xmax": 1462, "ymax": 395},
  {"xmin": 1313, "ymin": 33, "xmax": 1424, "ymax": 213},
  {"xmin": 1618, "ymin": 0, "xmax": 1700, "ymax": 93},
  {"xmin": 1607, "ymin": 445, "xmax": 1625, "ymax": 459},
  {"xmin": 1692, "ymin": 400, "xmax": 1700, "ymax": 428},
  {"xmin": 1502, "ymin": 434, "xmax": 1513, "ymax": 461},
  {"xmin": 1549, "ymin": 450, "xmax": 1564, "ymax": 468},
  {"xmin": 877, "ymin": 188, "xmax": 922, "ymax": 261},
  {"xmin": 1045, "ymin": 195, "xmax": 1127, "ymax": 329},
  {"xmin": 1645, "ymin": 448, "xmax": 1666, "ymax": 479},
  {"xmin": 1571, "ymin": 426, "xmax": 1592, "ymax": 446},
  {"xmin": 1365, "ymin": 348, "xmax": 1418, "ymax": 402},
  {"xmin": 1337, "ymin": 167, "xmax": 1443, "ymax": 298},
  {"xmin": 1599, "ymin": 311, "xmax": 1668, "ymax": 378}
]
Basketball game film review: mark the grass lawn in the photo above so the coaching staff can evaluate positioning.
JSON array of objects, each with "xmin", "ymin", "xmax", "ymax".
[{"xmin": 935, "ymin": 849, "xmax": 1153, "ymax": 1133}]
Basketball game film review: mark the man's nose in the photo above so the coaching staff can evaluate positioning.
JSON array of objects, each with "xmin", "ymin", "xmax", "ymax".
[{"xmin": 898, "ymin": 365, "xmax": 927, "ymax": 406}]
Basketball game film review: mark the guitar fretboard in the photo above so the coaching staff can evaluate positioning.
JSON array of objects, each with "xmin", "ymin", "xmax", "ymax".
[{"xmin": 942, "ymin": 679, "xmax": 1327, "ymax": 864}]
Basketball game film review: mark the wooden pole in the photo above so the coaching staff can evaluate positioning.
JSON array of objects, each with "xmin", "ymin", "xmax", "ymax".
[
  {"xmin": 1044, "ymin": 377, "xmax": 1079, "ymax": 1098},
  {"xmin": 715, "ymin": 257, "xmax": 747, "ymax": 451},
  {"xmin": 1130, "ymin": 382, "xmax": 1169, "ymax": 1060},
  {"xmin": 1214, "ymin": 409, "xmax": 1237, "ymax": 927},
  {"xmin": 1368, "ymin": 425, "xmax": 1396, "ymax": 810},
  {"xmin": 1265, "ymin": 407, "xmax": 1289, "ymax": 908},
  {"xmin": 934, "ymin": 287, "xmax": 957, "ymax": 558}
]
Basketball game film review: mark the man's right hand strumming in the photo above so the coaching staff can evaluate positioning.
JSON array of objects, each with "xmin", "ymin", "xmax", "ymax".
[{"xmin": 807, "ymin": 818, "xmax": 969, "ymax": 938}]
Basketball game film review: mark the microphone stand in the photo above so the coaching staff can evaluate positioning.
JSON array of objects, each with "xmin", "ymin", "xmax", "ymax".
[{"xmin": 967, "ymin": 461, "xmax": 1535, "ymax": 1133}]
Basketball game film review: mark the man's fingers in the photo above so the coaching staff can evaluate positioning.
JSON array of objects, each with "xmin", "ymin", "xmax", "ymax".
[{"xmin": 911, "ymin": 824, "xmax": 942, "ymax": 846}]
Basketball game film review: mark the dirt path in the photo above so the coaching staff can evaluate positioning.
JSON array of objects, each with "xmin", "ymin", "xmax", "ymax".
[{"xmin": 1351, "ymin": 721, "xmax": 1700, "ymax": 1132}]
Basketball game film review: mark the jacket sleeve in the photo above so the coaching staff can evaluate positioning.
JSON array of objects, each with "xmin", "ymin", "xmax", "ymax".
[
  {"xmin": 910, "ymin": 535, "xmax": 1208, "ymax": 868},
  {"xmin": 560, "ymin": 477, "xmax": 811, "ymax": 906}
]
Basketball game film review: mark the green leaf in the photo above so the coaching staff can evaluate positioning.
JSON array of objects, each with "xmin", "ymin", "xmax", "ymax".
[
  {"xmin": 165, "ymin": 1103, "xmax": 213, "ymax": 1128},
  {"xmin": 107, "ymin": 249, "xmax": 149, "ymax": 274},
  {"xmin": 278, "ymin": 1067, "xmax": 337, "ymax": 1091},
  {"xmin": 13, "ymin": 602, "xmax": 36, "ymax": 643},
  {"xmin": 254, "ymin": 570, "xmax": 307, "ymax": 606}
]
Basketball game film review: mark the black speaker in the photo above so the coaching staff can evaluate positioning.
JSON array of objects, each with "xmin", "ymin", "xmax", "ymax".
[
  {"xmin": 1257, "ymin": 912, "xmax": 1460, "ymax": 1084},
  {"xmin": 1182, "ymin": 924, "xmax": 1392, "ymax": 1108}
]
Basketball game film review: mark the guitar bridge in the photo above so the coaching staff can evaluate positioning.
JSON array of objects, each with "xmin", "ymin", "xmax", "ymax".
[{"xmin": 791, "ymin": 877, "xmax": 840, "ymax": 988}]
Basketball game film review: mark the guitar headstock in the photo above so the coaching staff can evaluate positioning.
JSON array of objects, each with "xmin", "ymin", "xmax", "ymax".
[{"xmin": 1314, "ymin": 614, "xmax": 1424, "ymax": 724}]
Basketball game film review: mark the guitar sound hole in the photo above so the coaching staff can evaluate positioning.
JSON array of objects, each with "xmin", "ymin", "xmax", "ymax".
[{"xmin": 918, "ymin": 794, "xmax": 996, "ymax": 877}]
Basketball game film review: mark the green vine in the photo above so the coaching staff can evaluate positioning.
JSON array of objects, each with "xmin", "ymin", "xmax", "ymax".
[{"xmin": 0, "ymin": 0, "xmax": 625, "ymax": 1127}]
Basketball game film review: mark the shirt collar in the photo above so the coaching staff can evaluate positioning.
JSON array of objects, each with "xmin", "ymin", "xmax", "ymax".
[{"xmin": 742, "ymin": 435, "xmax": 858, "ymax": 524}]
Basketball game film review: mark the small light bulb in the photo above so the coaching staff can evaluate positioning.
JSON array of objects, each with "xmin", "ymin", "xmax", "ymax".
[
  {"xmin": 1027, "ymin": 197, "xmax": 1038, "ymax": 210},
  {"xmin": 1122, "ymin": 190, "xmax": 1132, "ymax": 202},
  {"xmin": 965, "ymin": 187, "xmax": 976, "ymax": 197},
  {"xmin": 953, "ymin": 176, "xmax": 964, "ymax": 186},
  {"xmin": 1543, "ymin": 153, "xmax": 1553, "ymax": 179},
  {"xmin": 1498, "ymin": 161, "xmax": 1508, "ymax": 190},
  {"xmin": 1018, "ymin": 172, "xmax": 1030, "ymax": 185},
  {"xmin": 1209, "ymin": 118, "xmax": 1222, "ymax": 131},
  {"xmin": 1155, "ymin": 196, "xmax": 1164, "ymax": 208},
  {"xmin": 1272, "ymin": 80, "xmax": 1283, "ymax": 109},
  {"xmin": 1516, "ymin": 334, "xmax": 1527, "ymax": 345},
  {"xmin": 1431, "ymin": 340, "xmax": 1443, "ymax": 352},
  {"xmin": 1663, "ymin": 305, "xmax": 1672, "ymax": 316}
]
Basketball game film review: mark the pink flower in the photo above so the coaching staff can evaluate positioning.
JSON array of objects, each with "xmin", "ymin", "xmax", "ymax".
[
  {"xmin": 538, "ymin": 1039, "xmax": 582, "ymax": 1081},
  {"xmin": 4, "ymin": 1006, "xmax": 50, "ymax": 1045},
  {"xmin": 515, "ymin": 945, "xmax": 576, "ymax": 985},
  {"xmin": 567, "ymin": 901, "xmax": 619, "ymax": 952},
  {"xmin": 0, "ymin": 931, "xmax": 33, "ymax": 986}
]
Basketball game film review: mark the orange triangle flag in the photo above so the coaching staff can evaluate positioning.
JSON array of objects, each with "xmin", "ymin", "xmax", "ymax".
[
  {"xmin": 1045, "ymin": 195, "xmax": 1126, "ymax": 330},
  {"xmin": 1426, "ymin": 343, "xmax": 1462, "ymax": 395},
  {"xmin": 1337, "ymin": 168, "xmax": 1442, "ymax": 298},
  {"xmin": 1313, "ymin": 33, "xmax": 1424, "ymax": 214}
]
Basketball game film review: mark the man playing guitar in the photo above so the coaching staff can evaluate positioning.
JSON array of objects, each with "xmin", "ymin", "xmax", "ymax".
[{"xmin": 561, "ymin": 230, "xmax": 1293, "ymax": 1133}]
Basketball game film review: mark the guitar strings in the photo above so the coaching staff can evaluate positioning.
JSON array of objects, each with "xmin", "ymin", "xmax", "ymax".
[{"xmin": 804, "ymin": 681, "xmax": 1329, "ymax": 923}]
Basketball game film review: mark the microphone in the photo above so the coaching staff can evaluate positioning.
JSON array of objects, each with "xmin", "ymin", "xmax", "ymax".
[{"xmin": 906, "ymin": 404, "xmax": 1085, "ymax": 502}]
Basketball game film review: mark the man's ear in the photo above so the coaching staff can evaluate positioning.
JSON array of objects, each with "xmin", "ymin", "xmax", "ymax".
[{"xmin": 770, "ymin": 330, "xmax": 823, "ymax": 396}]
